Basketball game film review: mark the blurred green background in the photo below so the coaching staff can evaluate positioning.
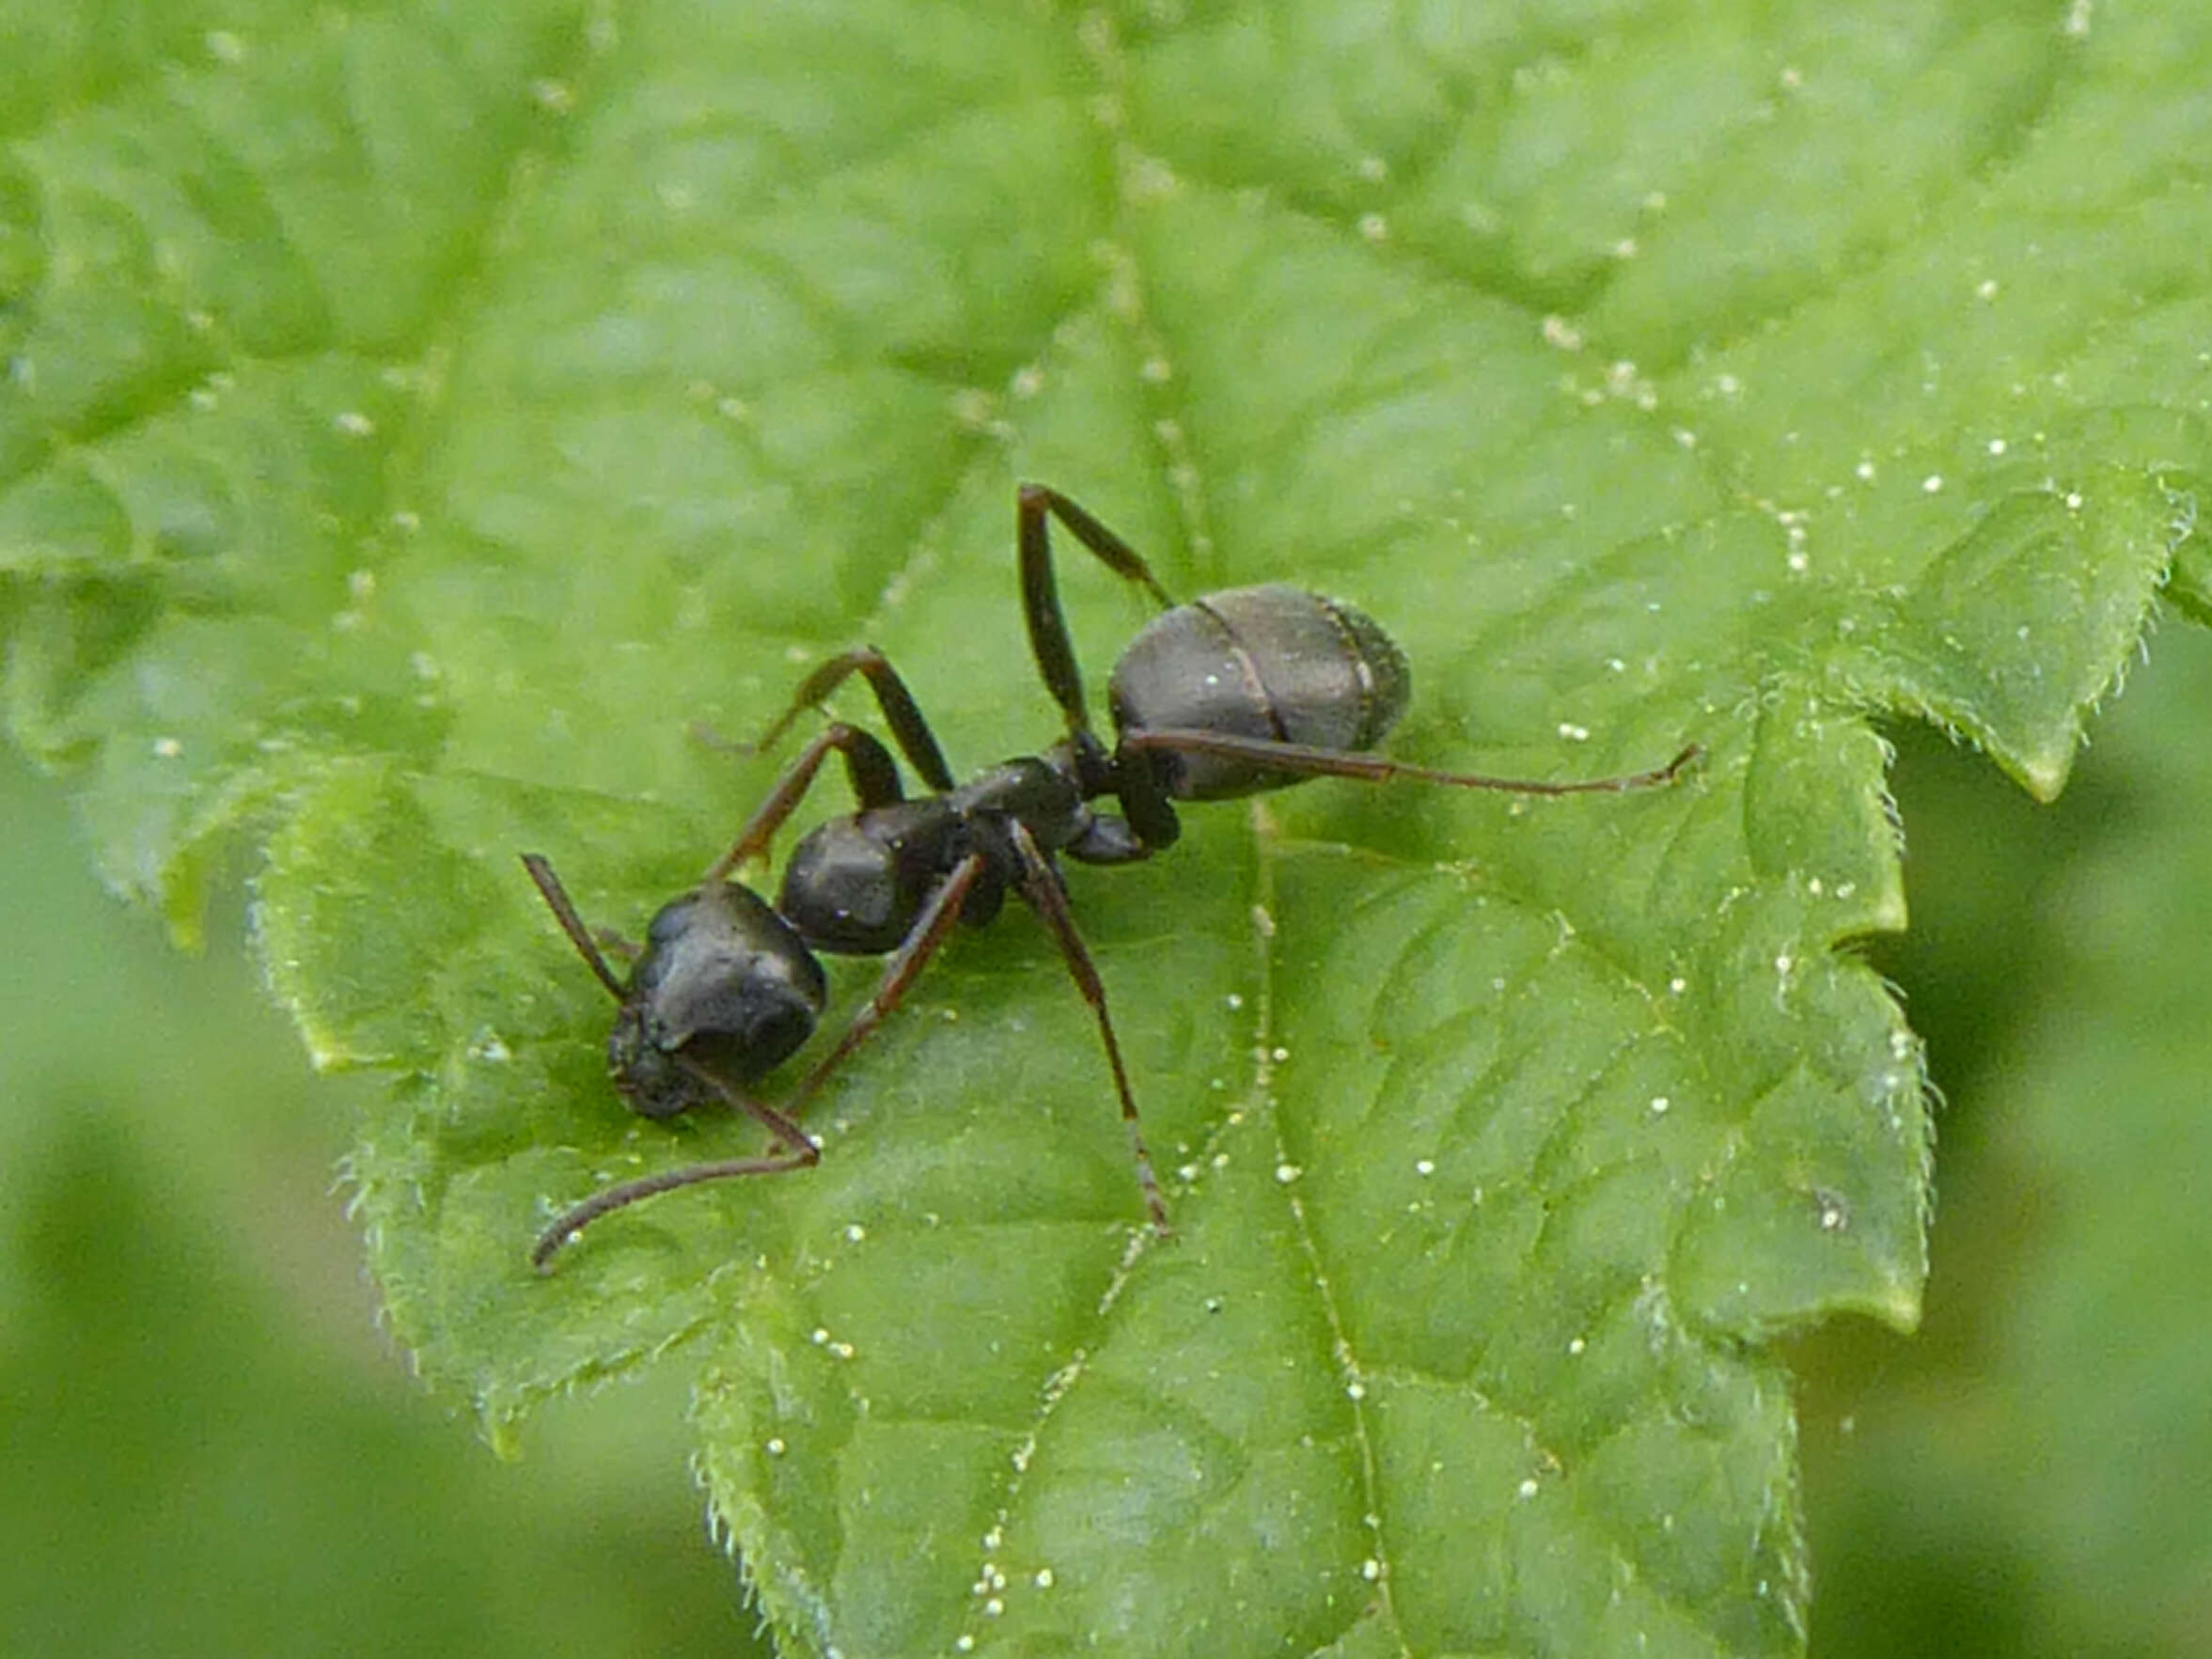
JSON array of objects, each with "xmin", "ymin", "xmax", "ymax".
[
  {"xmin": 3, "ymin": 619, "xmax": 2208, "ymax": 1658},
  {"xmin": 0, "ymin": 750, "xmax": 773, "ymax": 1656}
]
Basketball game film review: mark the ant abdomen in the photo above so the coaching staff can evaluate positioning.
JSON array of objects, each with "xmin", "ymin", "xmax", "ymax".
[{"xmin": 1107, "ymin": 583, "xmax": 1412, "ymax": 801}]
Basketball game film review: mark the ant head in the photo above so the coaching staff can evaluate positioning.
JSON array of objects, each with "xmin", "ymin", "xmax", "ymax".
[
  {"xmin": 614, "ymin": 884, "xmax": 828, "ymax": 1112},
  {"xmin": 524, "ymin": 855, "xmax": 828, "ymax": 1119}
]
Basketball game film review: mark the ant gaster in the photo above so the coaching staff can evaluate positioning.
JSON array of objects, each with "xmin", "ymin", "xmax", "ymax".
[{"xmin": 522, "ymin": 484, "xmax": 1701, "ymax": 1267}]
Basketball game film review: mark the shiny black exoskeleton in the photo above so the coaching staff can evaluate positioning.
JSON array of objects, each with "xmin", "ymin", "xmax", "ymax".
[
  {"xmin": 1111, "ymin": 584, "xmax": 1409, "ymax": 805},
  {"xmin": 608, "ymin": 884, "xmax": 825, "ymax": 1117},
  {"xmin": 522, "ymin": 484, "xmax": 1700, "ymax": 1266}
]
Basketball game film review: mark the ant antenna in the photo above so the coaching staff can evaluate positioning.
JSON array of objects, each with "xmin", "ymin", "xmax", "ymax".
[{"xmin": 522, "ymin": 854, "xmax": 628, "ymax": 1000}]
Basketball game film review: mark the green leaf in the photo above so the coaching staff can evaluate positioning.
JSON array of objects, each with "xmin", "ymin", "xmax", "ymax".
[
  {"xmin": 1800, "ymin": 644, "xmax": 2212, "ymax": 1658},
  {"xmin": 4, "ymin": 3, "xmax": 2207, "ymax": 1654}
]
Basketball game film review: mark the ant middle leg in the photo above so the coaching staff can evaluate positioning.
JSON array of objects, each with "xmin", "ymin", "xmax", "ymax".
[
  {"xmin": 1121, "ymin": 729, "xmax": 1704, "ymax": 796},
  {"xmin": 1017, "ymin": 483, "xmax": 1176, "ymax": 742},
  {"xmin": 1006, "ymin": 821, "xmax": 1169, "ymax": 1233},
  {"xmin": 777, "ymin": 851, "xmax": 988, "ymax": 1119},
  {"xmin": 703, "ymin": 722, "xmax": 906, "ymax": 884},
  {"xmin": 742, "ymin": 646, "xmax": 955, "ymax": 793}
]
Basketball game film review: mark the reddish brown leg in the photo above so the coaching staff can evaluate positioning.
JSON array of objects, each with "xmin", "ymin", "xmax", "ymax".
[
  {"xmin": 1007, "ymin": 822, "xmax": 1169, "ymax": 1234},
  {"xmin": 1018, "ymin": 482, "xmax": 1177, "ymax": 743},
  {"xmin": 777, "ymin": 852, "xmax": 987, "ymax": 1119},
  {"xmin": 741, "ymin": 646, "xmax": 956, "ymax": 792},
  {"xmin": 702, "ymin": 722, "xmax": 904, "ymax": 884},
  {"xmin": 1122, "ymin": 730, "xmax": 1703, "ymax": 795}
]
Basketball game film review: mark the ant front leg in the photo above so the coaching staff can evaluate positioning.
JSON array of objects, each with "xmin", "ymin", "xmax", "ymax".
[
  {"xmin": 530, "ymin": 1057, "xmax": 821, "ymax": 1269},
  {"xmin": 1006, "ymin": 821, "xmax": 1169, "ymax": 1233},
  {"xmin": 1017, "ymin": 483, "xmax": 1177, "ymax": 743},
  {"xmin": 742, "ymin": 646, "xmax": 956, "ymax": 793},
  {"xmin": 1120, "ymin": 729, "xmax": 1705, "ymax": 796},
  {"xmin": 703, "ymin": 722, "xmax": 906, "ymax": 884}
]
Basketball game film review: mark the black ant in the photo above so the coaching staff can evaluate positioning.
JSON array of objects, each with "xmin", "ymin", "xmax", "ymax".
[{"xmin": 522, "ymin": 484, "xmax": 1700, "ymax": 1267}]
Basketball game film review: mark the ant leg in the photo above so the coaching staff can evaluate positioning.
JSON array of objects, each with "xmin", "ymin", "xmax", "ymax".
[
  {"xmin": 741, "ymin": 647, "xmax": 955, "ymax": 793},
  {"xmin": 777, "ymin": 850, "xmax": 988, "ymax": 1119},
  {"xmin": 530, "ymin": 1057, "xmax": 821, "ymax": 1270},
  {"xmin": 1017, "ymin": 482, "xmax": 1177, "ymax": 741},
  {"xmin": 591, "ymin": 928, "xmax": 640, "ymax": 965},
  {"xmin": 1006, "ymin": 821, "xmax": 1170, "ymax": 1234},
  {"xmin": 1122, "ymin": 730, "xmax": 1705, "ymax": 796},
  {"xmin": 702, "ymin": 722, "xmax": 905, "ymax": 884},
  {"xmin": 521, "ymin": 854, "xmax": 629, "ymax": 1001}
]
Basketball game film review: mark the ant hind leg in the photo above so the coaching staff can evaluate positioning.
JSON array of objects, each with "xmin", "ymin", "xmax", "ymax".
[
  {"xmin": 1017, "ymin": 483, "xmax": 1177, "ymax": 743},
  {"xmin": 1121, "ymin": 728, "xmax": 1703, "ymax": 797}
]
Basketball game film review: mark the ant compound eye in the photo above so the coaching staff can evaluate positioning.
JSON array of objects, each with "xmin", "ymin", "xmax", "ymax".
[{"xmin": 678, "ymin": 985, "xmax": 821, "ymax": 1085}]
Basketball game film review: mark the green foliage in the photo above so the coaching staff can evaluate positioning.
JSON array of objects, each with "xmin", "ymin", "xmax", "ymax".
[
  {"xmin": 1802, "ymin": 644, "xmax": 2212, "ymax": 1658},
  {"xmin": 3, "ymin": 3, "xmax": 2207, "ymax": 1654}
]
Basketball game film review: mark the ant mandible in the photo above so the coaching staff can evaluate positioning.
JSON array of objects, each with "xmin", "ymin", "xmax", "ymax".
[{"xmin": 522, "ymin": 484, "xmax": 1701, "ymax": 1267}]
